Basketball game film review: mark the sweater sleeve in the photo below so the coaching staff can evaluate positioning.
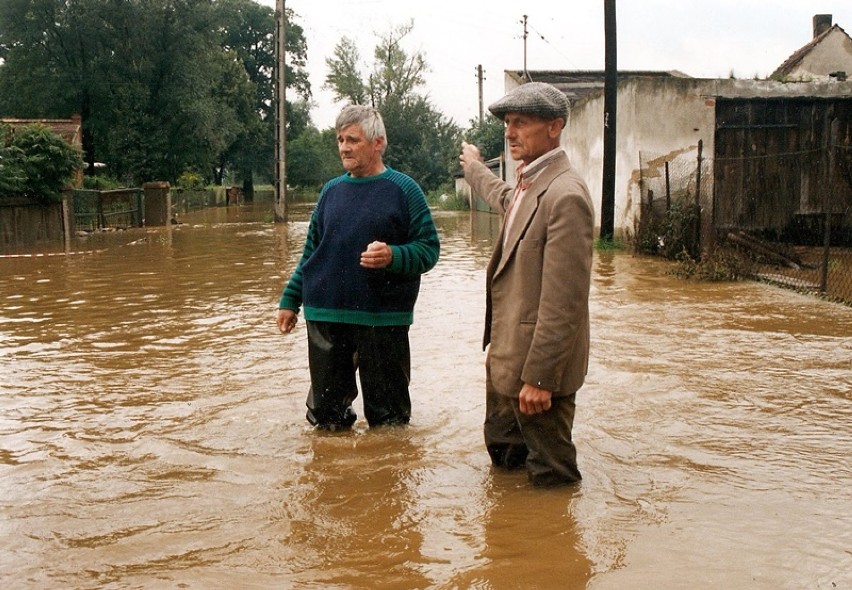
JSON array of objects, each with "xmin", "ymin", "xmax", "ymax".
[
  {"xmin": 277, "ymin": 206, "xmax": 321, "ymax": 312},
  {"xmin": 387, "ymin": 174, "xmax": 440, "ymax": 276}
]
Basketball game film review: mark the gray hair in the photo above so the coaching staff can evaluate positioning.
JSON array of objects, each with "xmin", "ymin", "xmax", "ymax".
[{"xmin": 335, "ymin": 105, "xmax": 387, "ymax": 154}]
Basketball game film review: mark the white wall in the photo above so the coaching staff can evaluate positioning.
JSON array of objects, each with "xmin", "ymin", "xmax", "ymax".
[{"xmin": 565, "ymin": 77, "xmax": 716, "ymax": 238}]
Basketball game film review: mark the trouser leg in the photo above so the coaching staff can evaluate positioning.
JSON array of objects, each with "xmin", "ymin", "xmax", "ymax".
[
  {"xmin": 484, "ymin": 357, "xmax": 529, "ymax": 469},
  {"xmin": 515, "ymin": 393, "xmax": 582, "ymax": 486},
  {"xmin": 354, "ymin": 325, "xmax": 411, "ymax": 427},
  {"xmin": 305, "ymin": 321, "xmax": 358, "ymax": 429}
]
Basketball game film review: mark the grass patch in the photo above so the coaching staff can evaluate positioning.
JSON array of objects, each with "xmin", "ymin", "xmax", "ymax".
[
  {"xmin": 426, "ymin": 184, "xmax": 470, "ymax": 211},
  {"xmin": 595, "ymin": 236, "xmax": 628, "ymax": 251}
]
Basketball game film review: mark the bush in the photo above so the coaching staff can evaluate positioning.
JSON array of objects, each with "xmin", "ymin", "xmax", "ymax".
[
  {"xmin": 673, "ymin": 245, "xmax": 753, "ymax": 281},
  {"xmin": 82, "ymin": 175, "xmax": 125, "ymax": 190},
  {"xmin": 176, "ymin": 170, "xmax": 206, "ymax": 190},
  {"xmin": 0, "ymin": 123, "xmax": 82, "ymax": 203},
  {"xmin": 595, "ymin": 236, "xmax": 628, "ymax": 251},
  {"xmin": 634, "ymin": 196, "xmax": 700, "ymax": 260}
]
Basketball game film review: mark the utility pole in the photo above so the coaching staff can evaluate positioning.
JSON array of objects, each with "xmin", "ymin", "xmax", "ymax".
[
  {"xmin": 476, "ymin": 65, "xmax": 485, "ymax": 123},
  {"xmin": 274, "ymin": 0, "xmax": 288, "ymax": 222},
  {"xmin": 601, "ymin": 0, "xmax": 617, "ymax": 240},
  {"xmin": 522, "ymin": 15, "xmax": 530, "ymax": 81}
]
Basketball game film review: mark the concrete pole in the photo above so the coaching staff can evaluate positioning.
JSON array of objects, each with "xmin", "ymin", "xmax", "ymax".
[
  {"xmin": 600, "ymin": 0, "xmax": 617, "ymax": 241},
  {"xmin": 477, "ymin": 65, "xmax": 484, "ymax": 124},
  {"xmin": 274, "ymin": 0, "xmax": 288, "ymax": 222}
]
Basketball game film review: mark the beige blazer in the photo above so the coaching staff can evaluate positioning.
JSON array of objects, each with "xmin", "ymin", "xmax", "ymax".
[{"xmin": 465, "ymin": 152, "xmax": 594, "ymax": 397}]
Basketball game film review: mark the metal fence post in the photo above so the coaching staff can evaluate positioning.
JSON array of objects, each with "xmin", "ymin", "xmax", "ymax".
[{"xmin": 820, "ymin": 118, "xmax": 839, "ymax": 293}]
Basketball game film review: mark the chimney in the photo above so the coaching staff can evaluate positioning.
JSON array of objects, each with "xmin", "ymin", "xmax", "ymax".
[{"xmin": 813, "ymin": 14, "xmax": 832, "ymax": 38}]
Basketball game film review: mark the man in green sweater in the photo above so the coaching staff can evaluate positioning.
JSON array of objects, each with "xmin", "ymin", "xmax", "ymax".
[{"xmin": 276, "ymin": 105, "xmax": 440, "ymax": 430}]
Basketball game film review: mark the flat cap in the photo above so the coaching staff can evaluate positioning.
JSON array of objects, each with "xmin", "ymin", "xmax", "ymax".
[{"xmin": 488, "ymin": 82, "xmax": 569, "ymax": 121}]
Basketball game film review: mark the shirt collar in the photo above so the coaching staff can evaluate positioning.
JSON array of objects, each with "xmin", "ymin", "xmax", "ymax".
[{"xmin": 520, "ymin": 147, "xmax": 564, "ymax": 181}]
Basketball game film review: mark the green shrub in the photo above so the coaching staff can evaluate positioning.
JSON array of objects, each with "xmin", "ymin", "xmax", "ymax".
[
  {"xmin": 634, "ymin": 196, "xmax": 700, "ymax": 260},
  {"xmin": 595, "ymin": 236, "xmax": 627, "ymax": 251},
  {"xmin": 82, "ymin": 175, "xmax": 125, "ymax": 190},
  {"xmin": 0, "ymin": 123, "xmax": 82, "ymax": 203},
  {"xmin": 286, "ymin": 186, "xmax": 320, "ymax": 203},
  {"xmin": 176, "ymin": 170, "xmax": 205, "ymax": 190}
]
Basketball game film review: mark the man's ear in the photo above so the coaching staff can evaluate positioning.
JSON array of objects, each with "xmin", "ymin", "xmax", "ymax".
[{"xmin": 548, "ymin": 118, "xmax": 565, "ymax": 139}]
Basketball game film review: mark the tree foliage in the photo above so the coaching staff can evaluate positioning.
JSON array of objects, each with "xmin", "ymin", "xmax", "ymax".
[
  {"xmin": 324, "ymin": 37, "xmax": 368, "ymax": 106},
  {"xmin": 286, "ymin": 126, "xmax": 340, "ymax": 189},
  {"xmin": 0, "ymin": 0, "xmax": 310, "ymax": 187},
  {"xmin": 0, "ymin": 123, "xmax": 82, "ymax": 203},
  {"xmin": 464, "ymin": 116, "xmax": 506, "ymax": 161},
  {"xmin": 323, "ymin": 22, "xmax": 462, "ymax": 192}
]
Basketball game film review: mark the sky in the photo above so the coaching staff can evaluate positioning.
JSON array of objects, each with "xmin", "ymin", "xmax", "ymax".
[{"xmin": 259, "ymin": 0, "xmax": 852, "ymax": 130}]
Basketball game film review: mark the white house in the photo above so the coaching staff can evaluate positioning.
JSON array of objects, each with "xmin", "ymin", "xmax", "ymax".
[{"xmin": 771, "ymin": 14, "xmax": 852, "ymax": 82}]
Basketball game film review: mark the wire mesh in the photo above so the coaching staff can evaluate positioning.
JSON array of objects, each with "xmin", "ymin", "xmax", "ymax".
[{"xmin": 636, "ymin": 143, "xmax": 852, "ymax": 306}]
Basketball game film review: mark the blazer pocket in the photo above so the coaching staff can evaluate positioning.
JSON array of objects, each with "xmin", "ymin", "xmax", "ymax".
[{"xmin": 518, "ymin": 238, "xmax": 543, "ymax": 251}]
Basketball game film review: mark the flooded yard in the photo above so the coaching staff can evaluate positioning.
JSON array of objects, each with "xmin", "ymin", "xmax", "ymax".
[{"xmin": 1, "ymin": 203, "xmax": 850, "ymax": 589}]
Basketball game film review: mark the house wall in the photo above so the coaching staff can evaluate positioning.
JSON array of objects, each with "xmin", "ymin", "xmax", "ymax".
[
  {"xmin": 490, "ymin": 73, "xmax": 852, "ymax": 238},
  {"xmin": 495, "ymin": 74, "xmax": 716, "ymax": 238},
  {"xmin": 566, "ymin": 77, "xmax": 717, "ymax": 238}
]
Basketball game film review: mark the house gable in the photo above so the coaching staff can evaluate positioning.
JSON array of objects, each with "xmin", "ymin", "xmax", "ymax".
[{"xmin": 772, "ymin": 19, "xmax": 852, "ymax": 81}]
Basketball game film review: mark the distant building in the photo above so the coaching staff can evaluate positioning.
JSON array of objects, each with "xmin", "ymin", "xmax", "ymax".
[{"xmin": 772, "ymin": 14, "xmax": 852, "ymax": 82}]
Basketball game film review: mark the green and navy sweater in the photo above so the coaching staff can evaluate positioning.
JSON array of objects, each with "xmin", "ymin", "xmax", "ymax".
[{"xmin": 278, "ymin": 167, "xmax": 440, "ymax": 326}]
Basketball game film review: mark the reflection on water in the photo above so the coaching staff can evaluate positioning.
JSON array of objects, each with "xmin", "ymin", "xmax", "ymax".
[{"xmin": 1, "ymin": 203, "xmax": 850, "ymax": 589}]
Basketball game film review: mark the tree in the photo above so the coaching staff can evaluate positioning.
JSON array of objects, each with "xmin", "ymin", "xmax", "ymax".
[
  {"xmin": 324, "ymin": 37, "xmax": 368, "ymax": 106},
  {"xmin": 213, "ymin": 0, "xmax": 311, "ymax": 192},
  {"xmin": 286, "ymin": 126, "xmax": 340, "ymax": 188},
  {"xmin": 0, "ymin": 0, "xmax": 310, "ymax": 188},
  {"xmin": 464, "ymin": 116, "xmax": 505, "ymax": 161},
  {"xmin": 323, "ymin": 22, "xmax": 461, "ymax": 192}
]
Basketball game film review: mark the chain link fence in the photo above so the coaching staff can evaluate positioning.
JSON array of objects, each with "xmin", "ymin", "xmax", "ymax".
[
  {"xmin": 636, "ymin": 143, "xmax": 712, "ymax": 261},
  {"xmin": 636, "ymin": 143, "xmax": 852, "ymax": 306}
]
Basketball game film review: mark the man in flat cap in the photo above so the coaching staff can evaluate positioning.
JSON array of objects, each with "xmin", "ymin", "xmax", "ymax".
[{"xmin": 459, "ymin": 81, "xmax": 594, "ymax": 487}]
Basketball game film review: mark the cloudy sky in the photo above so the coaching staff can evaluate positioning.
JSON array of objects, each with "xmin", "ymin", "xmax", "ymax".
[{"xmin": 259, "ymin": 0, "xmax": 852, "ymax": 129}]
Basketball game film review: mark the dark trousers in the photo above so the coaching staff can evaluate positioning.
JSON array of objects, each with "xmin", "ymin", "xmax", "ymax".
[
  {"xmin": 484, "ymin": 375, "xmax": 582, "ymax": 486},
  {"xmin": 305, "ymin": 321, "xmax": 411, "ymax": 429}
]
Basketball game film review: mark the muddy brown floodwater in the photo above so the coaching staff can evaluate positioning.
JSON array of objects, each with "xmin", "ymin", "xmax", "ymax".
[{"xmin": 1, "ymin": 202, "xmax": 850, "ymax": 590}]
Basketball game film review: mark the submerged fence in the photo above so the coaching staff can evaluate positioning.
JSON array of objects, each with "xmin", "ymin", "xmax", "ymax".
[
  {"xmin": 72, "ymin": 188, "xmax": 143, "ymax": 231},
  {"xmin": 637, "ymin": 141, "xmax": 852, "ymax": 305}
]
